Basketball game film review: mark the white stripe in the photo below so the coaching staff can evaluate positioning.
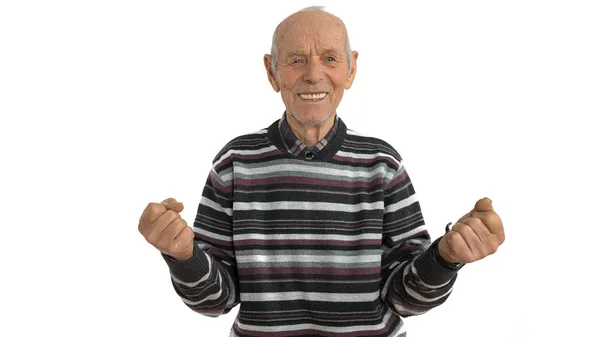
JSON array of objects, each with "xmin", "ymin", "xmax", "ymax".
[
  {"xmin": 390, "ymin": 225, "xmax": 426, "ymax": 242},
  {"xmin": 234, "ymin": 201, "xmax": 383, "ymax": 212},
  {"xmin": 235, "ymin": 310, "xmax": 393, "ymax": 333},
  {"xmin": 181, "ymin": 273, "xmax": 224, "ymax": 305},
  {"xmin": 241, "ymin": 290, "xmax": 379, "ymax": 303},
  {"xmin": 201, "ymin": 196, "xmax": 233, "ymax": 216},
  {"xmin": 234, "ymin": 233, "xmax": 380, "ymax": 241},
  {"xmin": 213, "ymin": 145, "xmax": 278, "ymax": 169},
  {"xmin": 401, "ymin": 264, "xmax": 453, "ymax": 303},
  {"xmin": 384, "ymin": 194, "xmax": 419, "ymax": 214},
  {"xmin": 380, "ymin": 261, "xmax": 408, "ymax": 299},
  {"xmin": 404, "ymin": 284, "xmax": 452, "ymax": 303},
  {"xmin": 196, "ymin": 227, "xmax": 232, "ymax": 243},
  {"xmin": 236, "ymin": 254, "xmax": 381, "ymax": 263},
  {"xmin": 171, "ymin": 255, "xmax": 212, "ymax": 287},
  {"xmin": 336, "ymin": 150, "xmax": 400, "ymax": 163},
  {"xmin": 346, "ymin": 129, "xmax": 364, "ymax": 136}
]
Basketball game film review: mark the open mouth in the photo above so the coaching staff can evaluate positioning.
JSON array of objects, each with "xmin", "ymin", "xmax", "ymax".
[{"xmin": 298, "ymin": 92, "xmax": 328, "ymax": 101}]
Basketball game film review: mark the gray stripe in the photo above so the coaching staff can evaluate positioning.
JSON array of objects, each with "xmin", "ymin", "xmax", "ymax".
[{"xmin": 233, "ymin": 165, "xmax": 394, "ymax": 182}]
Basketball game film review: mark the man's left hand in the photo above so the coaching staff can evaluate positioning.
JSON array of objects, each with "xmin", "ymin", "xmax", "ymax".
[{"xmin": 437, "ymin": 197, "xmax": 505, "ymax": 264}]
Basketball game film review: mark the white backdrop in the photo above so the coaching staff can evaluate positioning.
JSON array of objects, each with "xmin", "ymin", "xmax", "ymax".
[{"xmin": 1, "ymin": 1, "xmax": 599, "ymax": 336}]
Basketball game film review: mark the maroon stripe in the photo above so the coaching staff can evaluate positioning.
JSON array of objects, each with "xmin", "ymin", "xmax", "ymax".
[
  {"xmin": 240, "ymin": 278, "xmax": 380, "ymax": 283},
  {"xmin": 234, "ymin": 239, "xmax": 381, "ymax": 247},
  {"xmin": 240, "ymin": 310, "xmax": 381, "ymax": 320},
  {"xmin": 235, "ymin": 188, "xmax": 378, "ymax": 196}
]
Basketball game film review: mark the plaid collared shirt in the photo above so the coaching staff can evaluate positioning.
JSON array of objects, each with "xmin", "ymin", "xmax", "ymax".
[{"xmin": 278, "ymin": 113, "xmax": 339, "ymax": 159}]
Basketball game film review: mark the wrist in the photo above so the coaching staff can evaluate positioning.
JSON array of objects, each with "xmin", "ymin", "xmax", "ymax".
[
  {"xmin": 163, "ymin": 245, "xmax": 195, "ymax": 262},
  {"xmin": 433, "ymin": 237, "xmax": 465, "ymax": 271}
]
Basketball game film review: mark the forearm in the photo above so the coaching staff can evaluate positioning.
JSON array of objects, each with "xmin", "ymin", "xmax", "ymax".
[
  {"xmin": 163, "ymin": 246, "xmax": 238, "ymax": 317},
  {"xmin": 385, "ymin": 238, "xmax": 458, "ymax": 317}
]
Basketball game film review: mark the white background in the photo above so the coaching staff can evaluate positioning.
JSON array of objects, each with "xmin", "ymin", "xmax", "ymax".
[{"xmin": 1, "ymin": 1, "xmax": 599, "ymax": 336}]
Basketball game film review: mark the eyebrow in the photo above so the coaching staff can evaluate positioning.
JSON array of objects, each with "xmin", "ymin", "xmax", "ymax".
[
  {"xmin": 285, "ymin": 49, "xmax": 342, "ymax": 57},
  {"xmin": 286, "ymin": 52, "xmax": 306, "ymax": 57}
]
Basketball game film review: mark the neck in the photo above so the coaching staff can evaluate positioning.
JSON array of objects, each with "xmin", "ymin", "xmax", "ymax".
[{"xmin": 286, "ymin": 111, "xmax": 336, "ymax": 147}]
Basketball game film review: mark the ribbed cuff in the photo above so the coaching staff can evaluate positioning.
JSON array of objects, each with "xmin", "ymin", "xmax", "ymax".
[
  {"xmin": 162, "ymin": 246, "xmax": 211, "ymax": 283},
  {"xmin": 412, "ymin": 238, "xmax": 460, "ymax": 285}
]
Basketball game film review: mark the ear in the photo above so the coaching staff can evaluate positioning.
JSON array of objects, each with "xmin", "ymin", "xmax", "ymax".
[
  {"xmin": 345, "ymin": 51, "xmax": 359, "ymax": 90},
  {"xmin": 264, "ymin": 54, "xmax": 280, "ymax": 92}
]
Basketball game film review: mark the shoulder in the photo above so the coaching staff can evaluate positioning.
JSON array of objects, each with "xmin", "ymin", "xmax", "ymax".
[
  {"xmin": 210, "ymin": 122, "xmax": 279, "ymax": 176},
  {"xmin": 212, "ymin": 128, "xmax": 272, "ymax": 162},
  {"xmin": 341, "ymin": 127, "xmax": 404, "ymax": 168}
]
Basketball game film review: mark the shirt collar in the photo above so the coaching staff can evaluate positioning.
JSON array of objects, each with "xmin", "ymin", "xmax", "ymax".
[{"xmin": 278, "ymin": 112, "xmax": 339, "ymax": 158}]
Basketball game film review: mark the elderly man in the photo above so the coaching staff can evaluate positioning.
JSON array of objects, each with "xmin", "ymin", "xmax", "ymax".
[{"xmin": 138, "ymin": 6, "xmax": 504, "ymax": 337}]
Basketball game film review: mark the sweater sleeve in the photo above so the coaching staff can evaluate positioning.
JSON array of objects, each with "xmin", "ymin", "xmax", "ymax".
[
  {"xmin": 380, "ymin": 163, "xmax": 458, "ymax": 317},
  {"xmin": 163, "ymin": 168, "xmax": 239, "ymax": 317}
]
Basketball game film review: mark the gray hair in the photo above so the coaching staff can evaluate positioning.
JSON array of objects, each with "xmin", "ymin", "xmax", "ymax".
[{"xmin": 270, "ymin": 6, "xmax": 353, "ymax": 76}]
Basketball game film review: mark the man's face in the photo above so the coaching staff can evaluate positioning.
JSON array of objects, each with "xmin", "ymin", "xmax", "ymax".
[{"xmin": 265, "ymin": 12, "xmax": 358, "ymax": 126}]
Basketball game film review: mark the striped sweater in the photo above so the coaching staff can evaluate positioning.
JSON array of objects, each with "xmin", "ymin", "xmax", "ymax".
[{"xmin": 163, "ymin": 117, "xmax": 459, "ymax": 337}]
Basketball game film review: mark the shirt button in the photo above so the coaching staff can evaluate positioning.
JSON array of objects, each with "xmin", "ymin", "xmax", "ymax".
[{"xmin": 305, "ymin": 152, "xmax": 314, "ymax": 160}]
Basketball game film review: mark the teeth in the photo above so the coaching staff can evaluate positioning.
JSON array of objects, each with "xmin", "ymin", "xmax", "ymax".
[{"xmin": 299, "ymin": 93, "xmax": 327, "ymax": 100}]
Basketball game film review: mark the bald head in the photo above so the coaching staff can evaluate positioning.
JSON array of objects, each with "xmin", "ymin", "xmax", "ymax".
[{"xmin": 270, "ymin": 7, "xmax": 353, "ymax": 75}]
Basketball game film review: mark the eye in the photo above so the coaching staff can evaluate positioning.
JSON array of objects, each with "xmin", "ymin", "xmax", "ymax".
[
  {"xmin": 293, "ymin": 59, "xmax": 303, "ymax": 64},
  {"xmin": 326, "ymin": 56, "xmax": 336, "ymax": 62}
]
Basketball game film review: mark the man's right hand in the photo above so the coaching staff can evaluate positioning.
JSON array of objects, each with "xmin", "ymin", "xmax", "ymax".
[{"xmin": 138, "ymin": 198, "xmax": 195, "ymax": 261}]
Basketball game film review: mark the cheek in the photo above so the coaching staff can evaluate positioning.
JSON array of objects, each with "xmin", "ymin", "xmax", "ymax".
[
  {"xmin": 280, "ymin": 70, "xmax": 302, "ymax": 91},
  {"xmin": 330, "ymin": 71, "xmax": 349, "ymax": 91}
]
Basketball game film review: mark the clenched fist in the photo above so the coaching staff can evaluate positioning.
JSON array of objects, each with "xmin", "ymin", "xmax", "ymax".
[
  {"xmin": 138, "ymin": 198, "xmax": 195, "ymax": 261},
  {"xmin": 438, "ymin": 197, "xmax": 505, "ymax": 264}
]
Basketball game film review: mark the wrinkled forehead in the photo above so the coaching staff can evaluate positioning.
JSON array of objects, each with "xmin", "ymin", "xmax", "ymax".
[{"xmin": 277, "ymin": 13, "xmax": 348, "ymax": 54}]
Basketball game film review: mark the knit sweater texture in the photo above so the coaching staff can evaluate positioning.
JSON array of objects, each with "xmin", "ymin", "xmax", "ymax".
[{"xmin": 163, "ymin": 117, "xmax": 458, "ymax": 337}]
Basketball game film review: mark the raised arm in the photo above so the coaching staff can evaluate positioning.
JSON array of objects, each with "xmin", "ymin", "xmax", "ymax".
[
  {"xmin": 379, "ymin": 164, "xmax": 459, "ymax": 317},
  {"xmin": 139, "ymin": 169, "xmax": 239, "ymax": 317}
]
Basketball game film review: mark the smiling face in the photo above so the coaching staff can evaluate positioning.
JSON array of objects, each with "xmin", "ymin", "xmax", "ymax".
[{"xmin": 264, "ymin": 10, "xmax": 358, "ymax": 128}]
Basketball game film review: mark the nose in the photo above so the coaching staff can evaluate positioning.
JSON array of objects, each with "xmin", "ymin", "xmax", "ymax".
[{"xmin": 303, "ymin": 58, "xmax": 324, "ymax": 84}]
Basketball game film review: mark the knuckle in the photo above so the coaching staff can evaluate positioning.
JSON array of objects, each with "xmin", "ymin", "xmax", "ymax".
[
  {"xmin": 169, "ymin": 241, "xmax": 185, "ymax": 255},
  {"xmin": 465, "ymin": 217, "xmax": 483, "ymax": 227},
  {"xmin": 145, "ymin": 230, "xmax": 160, "ymax": 245},
  {"xmin": 164, "ymin": 210, "xmax": 179, "ymax": 220},
  {"xmin": 148, "ymin": 203, "xmax": 165, "ymax": 216},
  {"xmin": 157, "ymin": 236, "xmax": 173, "ymax": 252},
  {"xmin": 173, "ymin": 217, "xmax": 187, "ymax": 228}
]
